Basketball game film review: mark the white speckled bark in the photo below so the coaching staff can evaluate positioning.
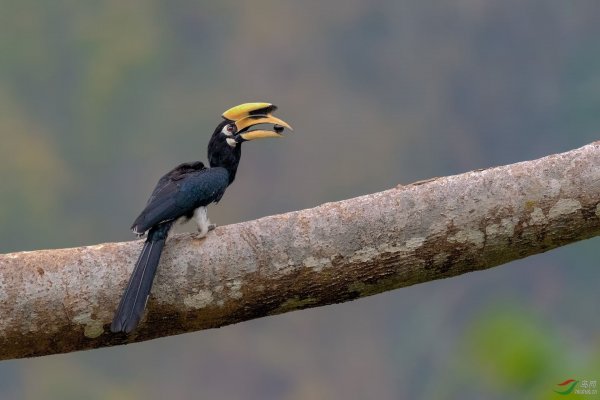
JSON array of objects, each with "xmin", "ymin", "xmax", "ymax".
[{"xmin": 1, "ymin": 142, "xmax": 599, "ymax": 360}]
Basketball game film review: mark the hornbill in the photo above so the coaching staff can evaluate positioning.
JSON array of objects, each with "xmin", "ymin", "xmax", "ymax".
[{"xmin": 111, "ymin": 103, "xmax": 292, "ymax": 334}]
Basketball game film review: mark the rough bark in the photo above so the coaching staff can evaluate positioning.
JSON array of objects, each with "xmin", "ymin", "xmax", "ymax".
[{"xmin": 1, "ymin": 142, "xmax": 599, "ymax": 360}]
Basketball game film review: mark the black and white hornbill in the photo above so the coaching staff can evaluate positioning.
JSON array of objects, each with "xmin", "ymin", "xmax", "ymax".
[{"xmin": 111, "ymin": 103, "xmax": 292, "ymax": 334}]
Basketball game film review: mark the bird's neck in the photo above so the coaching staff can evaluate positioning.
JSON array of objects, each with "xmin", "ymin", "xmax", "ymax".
[{"xmin": 208, "ymin": 141, "xmax": 241, "ymax": 185}]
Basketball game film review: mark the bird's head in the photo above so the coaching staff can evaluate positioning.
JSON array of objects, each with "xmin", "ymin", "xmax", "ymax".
[
  {"xmin": 216, "ymin": 102, "xmax": 293, "ymax": 148},
  {"xmin": 208, "ymin": 103, "xmax": 293, "ymax": 175}
]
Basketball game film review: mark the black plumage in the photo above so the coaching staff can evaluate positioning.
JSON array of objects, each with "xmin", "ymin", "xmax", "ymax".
[
  {"xmin": 130, "ymin": 163, "xmax": 229, "ymax": 235},
  {"xmin": 111, "ymin": 121, "xmax": 240, "ymax": 333},
  {"xmin": 111, "ymin": 104, "xmax": 291, "ymax": 334},
  {"xmin": 110, "ymin": 221, "xmax": 172, "ymax": 334}
]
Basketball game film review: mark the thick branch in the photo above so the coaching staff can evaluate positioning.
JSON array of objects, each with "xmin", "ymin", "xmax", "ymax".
[{"xmin": 1, "ymin": 142, "xmax": 599, "ymax": 360}]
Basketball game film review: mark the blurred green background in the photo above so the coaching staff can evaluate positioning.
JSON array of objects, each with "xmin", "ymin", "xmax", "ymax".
[{"xmin": 1, "ymin": 1, "xmax": 599, "ymax": 399}]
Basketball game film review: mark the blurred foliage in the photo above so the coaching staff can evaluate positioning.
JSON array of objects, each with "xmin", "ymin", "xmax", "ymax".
[
  {"xmin": 1, "ymin": 0, "xmax": 599, "ymax": 399},
  {"xmin": 460, "ymin": 305, "xmax": 600, "ymax": 400},
  {"xmin": 467, "ymin": 308, "xmax": 557, "ymax": 389}
]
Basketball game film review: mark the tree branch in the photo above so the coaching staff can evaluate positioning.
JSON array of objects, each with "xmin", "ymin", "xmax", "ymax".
[{"xmin": 1, "ymin": 142, "xmax": 599, "ymax": 360}]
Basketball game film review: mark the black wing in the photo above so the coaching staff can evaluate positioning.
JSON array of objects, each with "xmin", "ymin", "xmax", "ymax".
[
  {"xmin": 131, "ymin": 162, "xmax": 229, "ymax": 234},
  {"xmin": 145, "ymin": 161, "xmax": 206, "ymax": 205}
]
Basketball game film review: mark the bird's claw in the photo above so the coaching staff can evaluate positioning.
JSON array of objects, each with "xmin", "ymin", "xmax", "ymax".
[{"xmin": 196, "ymin": 224, "xmax": 216, "ymax": 238}]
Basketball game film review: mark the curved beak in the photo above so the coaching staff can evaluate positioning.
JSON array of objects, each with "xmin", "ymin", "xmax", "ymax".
[
  {"xmin": 236, "ymin": 115, "xmax": 293, "ymax": 140},
  {"xmin": 222, "ymin": 102, "xmax": 293, "ymax": 142}
]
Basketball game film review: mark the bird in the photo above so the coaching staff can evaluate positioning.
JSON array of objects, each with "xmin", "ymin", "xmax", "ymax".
[{"xmin": 110, "ymin": 102, "xmax": 292, "ymax": 334}]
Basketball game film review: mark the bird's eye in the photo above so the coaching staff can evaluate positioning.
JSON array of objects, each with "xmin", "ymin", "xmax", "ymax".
[{"xmin": 222, "ymin": 124, "xmax": 237, "ymax": 137}]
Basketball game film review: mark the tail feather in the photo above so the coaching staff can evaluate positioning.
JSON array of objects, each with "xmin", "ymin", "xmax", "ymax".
[{"xmin": 111, "ymin": 223, "xmax": 171, "ymax": 333}]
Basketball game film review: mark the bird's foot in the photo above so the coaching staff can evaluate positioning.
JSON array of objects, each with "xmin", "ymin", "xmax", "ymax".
[
  {"xmin": 198, "ymin": 224, "xmax": 217, "ymax": 238},
  {"xmin": 197, "ymin": 223, "xmax": 216, "ymax": 238}
]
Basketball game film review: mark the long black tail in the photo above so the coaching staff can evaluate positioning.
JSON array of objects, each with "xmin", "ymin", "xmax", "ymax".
[{"xmin": 111, "ymin": 222, "xmax": 172, "ymax": 333}]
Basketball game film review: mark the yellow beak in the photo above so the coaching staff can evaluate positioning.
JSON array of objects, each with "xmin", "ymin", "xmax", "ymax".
[{"xmin": 222, "ymin": 102, "xmax": 293, "ymax": 141}]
